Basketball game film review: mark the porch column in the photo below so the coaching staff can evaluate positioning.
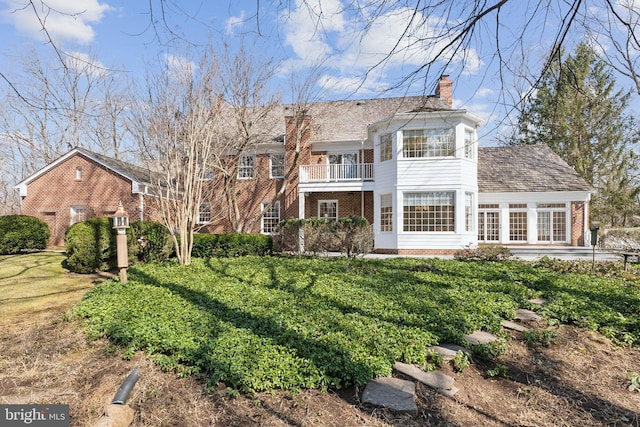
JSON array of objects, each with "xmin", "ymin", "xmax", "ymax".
[{"xmin": 298, "ymin": 191, "xmax": 306, "ymax": 219}]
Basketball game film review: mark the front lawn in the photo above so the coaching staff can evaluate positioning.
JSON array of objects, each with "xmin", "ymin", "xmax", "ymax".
[{"xmin": 72, "ymin": 256, "xmax": 640, "ymax": 393}]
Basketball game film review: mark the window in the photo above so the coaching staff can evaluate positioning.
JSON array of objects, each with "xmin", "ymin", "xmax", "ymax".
[
  {"xmin": 509, "ymin": 204, "xmax": 528, "ymax": 241},
  {"xmin": 402, "ymin": 128, "xmax": 454, "ymax": 158},
  {"xmin": 197, "ymin": 203, "xmax": 211, "ymax": 224},
  {"xmin": 328, "ymin": 153, "xmax": 358, "ymax": 179},
  {"xmin": 318, "ymin": 200, "xmax": 338, "ymax": 220},
  {"xmin": 75, "ymin": 167, "xmax": 82, "ymax": 181},
  {"xmin": 464, "ymin": 129, "xmax": 475, "ymax": 159},
  {"xmin": 379, "ymin": 133, "xmax": 392, "ymax": 162},
  {"xmin": 70, "ymin": 206, "xmax": 86, "ymax": 225},
  {"xmin": 537, "ymin": 203, "xmax": 567, "ymax": 242},
  {"xmin": 238, "ymin": 155, "xmax": 254, "ymax": 179},
  {"xmin": 478, "ymin": 211, "xmax": 500, "ymax": 242},
  {"xmin": 262, "ymin": 201, "xmax": 280, "ymax": 234},
  {"xmin": 403, "ymin": 192, "xmax": 455, "ymax": 232},
  {"xmin": 465, "ymin": 192, "xmax": 474, "ymax": 232},
  {"xmin": 270, "ymin": 154, "xmax": 285, "ymax": 178},
  {"xmin": 380, "ymin": 194, "xmax": 393, "ymax": 232}
]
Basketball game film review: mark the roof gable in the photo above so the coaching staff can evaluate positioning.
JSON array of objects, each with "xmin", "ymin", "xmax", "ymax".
[{"xmin": 15, "ymin": 147, "xmax": 155, "ymax": 197}]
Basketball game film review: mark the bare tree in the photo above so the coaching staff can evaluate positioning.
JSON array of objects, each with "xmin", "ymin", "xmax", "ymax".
[{"xmin": 133, "ymin": 46, "xmax": 226, "ymax": 265}]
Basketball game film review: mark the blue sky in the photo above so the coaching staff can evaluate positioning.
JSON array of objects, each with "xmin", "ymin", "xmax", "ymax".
[{"xmin": 0, "ymin": 0, "xmax": 638, "ymax": 146}]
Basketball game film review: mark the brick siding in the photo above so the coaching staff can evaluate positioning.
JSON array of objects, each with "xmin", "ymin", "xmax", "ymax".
[{"xmin": 20, "ymin": 154, "xmax": 149, "ymax": 246}]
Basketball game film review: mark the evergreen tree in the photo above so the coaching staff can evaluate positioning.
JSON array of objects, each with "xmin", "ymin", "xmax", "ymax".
[{"xmin": 516, "ymin": 42, "xmax": 640, "ymax": 226}]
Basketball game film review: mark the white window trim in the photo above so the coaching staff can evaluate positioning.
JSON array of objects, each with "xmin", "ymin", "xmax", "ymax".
[
  {"xmin": 270, "ymin": 154, "xmax": 285, "ymax": 179},
  {"xmin": 197, "ymin": 202, "xmax": 212, "ymax": 224},
  {"xmin": 261, "ymin": 201, "xmax": 281, "ymax": 235},
  {"xmin": 70, "ymin": 205, "xmax": 86, "ymax": 225},
  {"xmin": 380, "ymin": 193, "xmax": 393, "ymax": 233},
  {"xmin": 318, "ymin": 200, "xmax": 338, "ymax": 220},
  {"xmin": 238, "ymin": 155, "xmax": 255, "ymax": 179}
]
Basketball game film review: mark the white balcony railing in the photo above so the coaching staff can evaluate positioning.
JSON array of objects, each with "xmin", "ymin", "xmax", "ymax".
[{"xmin": 299, "ymin": 163, "xmax": 374, "ymax": 183}]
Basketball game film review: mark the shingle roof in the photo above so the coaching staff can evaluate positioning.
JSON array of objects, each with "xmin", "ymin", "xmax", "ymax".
[
  {"xmin": 478, "ymin": 145, "xmax": 592, "ymax": 193},
  {"xmin": 302, "ymin": 95, "xmax": 450, "ymax": 142},
  {"xmin": 74, "ymin": 147, "xmax": 158, "ymax": 185}
]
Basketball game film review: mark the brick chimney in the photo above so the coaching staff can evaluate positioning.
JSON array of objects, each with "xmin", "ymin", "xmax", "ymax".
[{"xmin": 435, "ymin": 75, "xmax": 453, "ymax": 108}]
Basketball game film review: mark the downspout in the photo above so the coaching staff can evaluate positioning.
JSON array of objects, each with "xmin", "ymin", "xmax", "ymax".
[
  {"xmin": 139, "ymin": 193, "xmax": 144, "ymax": 221},
  {"xmin": 361, "ymin": 139, "xmax": 365, "ymax": 218}
]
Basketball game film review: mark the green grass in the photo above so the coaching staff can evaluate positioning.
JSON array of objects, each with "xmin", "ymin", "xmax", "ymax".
[
  {"xmin": 72, "ymin": 256, "xmax": 640, "ymax": 393},
  {"xmin": 0, "ymin": 252, "xmax": 96, "ymax": 324}
]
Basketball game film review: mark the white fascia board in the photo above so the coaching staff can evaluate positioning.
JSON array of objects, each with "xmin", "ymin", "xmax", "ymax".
[
  {"xmin": 479, "ymin": 191, "xmax": 591, "ymax": 203},
  {"xmin": 311, "ymin": 139, "xmax": 372, "ymax": 152}
]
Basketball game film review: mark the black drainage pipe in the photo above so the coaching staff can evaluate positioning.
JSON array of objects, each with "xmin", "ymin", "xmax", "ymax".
[{"xmin": 112, "ymin": 366, "xmax": 140, "ymax": 405}]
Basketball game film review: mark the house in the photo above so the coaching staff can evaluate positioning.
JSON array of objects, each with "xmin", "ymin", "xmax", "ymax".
[
  {"xmin": 16, "ymin": 76, "xmax": 592, "ymax": 251},
  {"xmin": 15, "ymin": 148, "xmax": 162, "ymax": 246}
]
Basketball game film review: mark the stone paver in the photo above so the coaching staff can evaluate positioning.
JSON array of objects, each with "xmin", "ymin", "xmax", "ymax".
[
  {"xmin": 501, "ymin": 320, "xmax": 530, "ymax": 332},
  {"xmin": 393, "ymin": 362, "xmax": 455, "ymax": 391},
  {"xmin": 427, "ymin": 344, "xmax": 470, "ymax": 361},
  {"xmin": 515, "ymin": 308, "xmax": 543, "ymax": 322},
  {"xmin": 436, "ymin": 386, "xmax": 460, "ymax": 398},
  {"xmin": 463, "ymin": 330, "xmax": 499, "ymax": 346},
  {"xmin": 527, "ymin": 298, "xmax": 547, "ymax": 306},
  {"xmin": 361, "ymin": 377, "xmax": 417, "ymax": 413}
]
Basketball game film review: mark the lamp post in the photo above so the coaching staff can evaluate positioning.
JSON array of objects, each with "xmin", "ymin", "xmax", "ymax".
[
  {"xmin": 590, "ymin": 221, "xmax": 600, "ymax": 272},
  {"xmin": 113, "ymin": 202, "xmax": 129, "ymax": 283}
]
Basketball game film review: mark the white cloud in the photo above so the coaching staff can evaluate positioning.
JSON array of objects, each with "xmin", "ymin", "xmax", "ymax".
[
  {"xmin": 1, "ymin": 0, "xmax": 111, "ymax": 45},
  {"xmin": 476, "ymin": 87, "xmax": 494, "ymax": 98},
  {"xmin": 64, "ymin": 51, "xmax": 108, "ymax": 77},
  {"xmin": 225, "ymin": 10, "xmax": 245, "ymax": 34},
  {"xmin": 280, "ymin": 1, "xmax": 483, "ymax": 96},
  {"xmin": 164, "ymin": 53, "xmax": 197, "ymax": 80}
]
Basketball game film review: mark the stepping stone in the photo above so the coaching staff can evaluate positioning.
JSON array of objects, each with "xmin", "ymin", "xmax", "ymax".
[
  {"xmin": 427, "ymin": 344, "xmax": 470, "ymax": 361},
  {"xmin": 361, "ymin": 377, "xmax": 417, "ymax": 414},
  {"xmin": 516, "ymin": 308, "xmax": 543, "ymax": 322},
  {"xmin": 436, "ymin": 386, "xmax": 460, "ymax": 398},
  {"xmin": 501, "ymin": 320, "xmax": 530, "ymax": 332},
  {"xmin": 393, "ymin": 362, "xmax": 455, "ymax": 391},
  {"xmin": 527, "ymin": 298, "xmax": 547, "ymax": 306},
  {"xmin": 463, "ymin": 330, "xmax": 499, "ymax": 346}
]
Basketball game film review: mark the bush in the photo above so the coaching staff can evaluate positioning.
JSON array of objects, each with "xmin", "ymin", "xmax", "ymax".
[
  {"xmin": 128, "ymin": 221, "xmax": 174, "ymax": 263},
  {"xmin": 64, "ymin": 218, "xmax": 116, "ymax": 273},
  {"xmin": 0, "ymin": 215, "xmax": 50, "ymax": 254},
  {"xmin": 599, "ymin": 228, "xmax": 640, "ymax": 252},
  {"xmin": 279, "ymin": 215, "xmax": 373, "ymax": 257},
  {"xmin": 192, "ymin": 233, "xmax": 273, "ymax": 258},
  {"xmin": 454, "ymin": 244, "xmax": 514, "ymax": 261}
]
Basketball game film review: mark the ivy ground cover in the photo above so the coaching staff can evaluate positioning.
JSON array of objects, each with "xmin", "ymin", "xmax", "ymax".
[{"xmin": 73, "ymin": 256, "xmax": 640, "ymax": 392}]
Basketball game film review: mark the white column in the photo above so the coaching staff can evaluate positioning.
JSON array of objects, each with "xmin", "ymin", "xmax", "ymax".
[{"xmin": 298, "ymin": 191, "xmax": 306, "ymax": 219}]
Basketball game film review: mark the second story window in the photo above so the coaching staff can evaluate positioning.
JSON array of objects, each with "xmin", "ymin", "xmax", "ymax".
[
  {"xmin": 379, "ymin": 133, "xmax": 392, "ymax": 162},
  {"xmin": 402, "ymin": 128, "xmax": 454, "ymax": 158},
  {"xmin": 464, "ymin": 129, "xmax": 475, "ymax": 159},
  {"xmin": 75, "ymin": 167, "xmax": 82, "ymax": 181},
  {"xmin": 270, "ymin": 154, "xmax": 285, "ymax": 178},
  {"xmin": 238, "ymin": 155, "xmax": 254, "ymax": 179}
]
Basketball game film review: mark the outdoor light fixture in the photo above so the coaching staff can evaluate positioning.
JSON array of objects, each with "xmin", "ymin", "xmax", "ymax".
[{"xmin": 113, "ymin": 201, "xmax": 130, "ymax": 283}]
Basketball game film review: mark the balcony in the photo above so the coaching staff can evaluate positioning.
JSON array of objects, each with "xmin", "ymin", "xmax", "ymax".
[{"xmin": 299, "ymin": 163, "xmax": 374, "ymax": 183}]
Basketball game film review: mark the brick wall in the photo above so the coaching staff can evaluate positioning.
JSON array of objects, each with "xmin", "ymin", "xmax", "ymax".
[
  {"xmin": 305, "ymin": 192, "xmax": 373, "ymax": 223},
  {"xmin": 20, "ymin": 153, "xmax": 141, "ymax": 246},
  {"xmin": 570, "ymin": 201, "xmax": 586, "ymax": 246}
]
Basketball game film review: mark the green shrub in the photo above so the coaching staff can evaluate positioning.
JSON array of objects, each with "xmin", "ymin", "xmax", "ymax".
[
  {"xmin": 451, "ymin": 350, "xmax": 471, "ymax": 372},
  {"xmin": 454, "ymin": 244, "xmax": 514, "ymax": 261},
  {"xmin": 64, "ymin": 218, "xmax": 115, "ymax": 273},
  {"xmin": 0, "ymin": 215, "xmax": 50, "ymax": 254},
  {"xmin": 128, "ymin": 221, "xmax": 174, "ymax": 263},
  {"xmin": 192, "ymin": 233, "xmax": 272, "ymax": 258}
]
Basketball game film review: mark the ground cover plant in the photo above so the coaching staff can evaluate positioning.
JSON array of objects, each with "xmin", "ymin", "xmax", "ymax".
[{"xmin": 73, "ymin": 256, "xmax": 640, "ymax": 394}]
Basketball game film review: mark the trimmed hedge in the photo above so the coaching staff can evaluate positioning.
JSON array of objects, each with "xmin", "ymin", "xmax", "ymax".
[
  {"xmin": 0, "ymin": 215, "xmax": 50, "ymax": 254},
  {"xmin": 192, "ymin": 233, "xmax": 273, "ymax": 258},
  {"xmin": 64, "ymin": 218, "xmax": 116, "ymax": 273},
  {"xmin": 128, "ymin": 221, "xmax": 174, "ymax": 263},
  {"xmin": 64, "ymin": 219, "xmax": 174, "ymax": 273}
]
